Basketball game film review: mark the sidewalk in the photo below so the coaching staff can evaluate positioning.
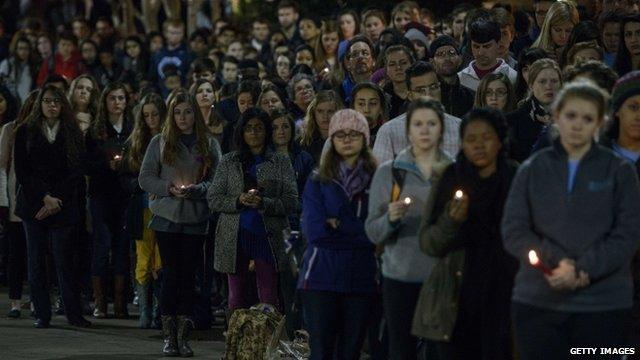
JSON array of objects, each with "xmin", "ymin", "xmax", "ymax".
[{"xmin": 0, "ymin": 288, "xmax": 226, "ymax": 359}]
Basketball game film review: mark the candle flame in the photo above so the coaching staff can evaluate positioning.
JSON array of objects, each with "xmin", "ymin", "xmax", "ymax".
[
  {"xmin": 528, "ymin": 250, "xmax": 539, "ymax": 265},
  {"xmin": 403, "ymin": 197, "xmax": 411, "ymax": 205},
  {"xmin": 113, "ymin": 154, "xmax": 122, "ymax": 160},
  {"xmin": 455, "ymin": 190, "xmax": 463, "ymax": 199}
]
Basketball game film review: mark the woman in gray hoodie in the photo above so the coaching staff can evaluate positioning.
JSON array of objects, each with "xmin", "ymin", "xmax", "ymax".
[
  {"xmin": 139, "ymin": 92, "xmax": 221, "ymax": 357},
  {"xmin": 502, "ymin": 81, "xmax": 640, "ymax": 358},
  {"xmin": 365, "ymin": 98, "xmax": 452, "ymax": 359}
]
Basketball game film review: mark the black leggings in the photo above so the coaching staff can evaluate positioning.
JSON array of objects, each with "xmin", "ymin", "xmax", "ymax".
[
  {"xmin": 6, "ymin": 221, "xmax": 27, "ymax": 300},
  {"xmin": 382, "ymin": 277, "xmax": 421, "ymax": 360},
  {"xmin": 156, "ymin": 231, "xmax": 205, "ymax": 316}
]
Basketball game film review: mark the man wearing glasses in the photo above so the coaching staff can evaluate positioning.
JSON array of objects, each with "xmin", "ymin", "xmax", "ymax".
[
  {"xmin": 339, "ymin": 35, "xmax": 376, "ymax": 105},
  {"xmin": 373, "ymin": 61, "xmax": 461, "ymax": 164},
  {"xmin": 430, "ymin": 35, "xmax": 474, "ymax": 119}
]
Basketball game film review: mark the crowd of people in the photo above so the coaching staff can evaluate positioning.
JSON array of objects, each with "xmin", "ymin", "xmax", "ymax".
[{"xmin": 0, "ymin": 0, "xmax": 639, "ymax": 359}]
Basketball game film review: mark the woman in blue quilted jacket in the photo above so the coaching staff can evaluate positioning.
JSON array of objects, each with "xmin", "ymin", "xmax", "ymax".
[{"xmin": 297, "ymin": 109, "xmax": 378, "ymax": 360}]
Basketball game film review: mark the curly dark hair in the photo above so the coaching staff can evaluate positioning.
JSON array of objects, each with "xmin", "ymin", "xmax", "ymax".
[{"xmin": 25, "ymin": 85, "xmax": 85, "ymax": 167}]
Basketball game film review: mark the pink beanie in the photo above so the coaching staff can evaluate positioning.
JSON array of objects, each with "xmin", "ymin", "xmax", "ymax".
[{"xmin": 328, "ymin": 109, "xmax": 370, "ymax": 144}]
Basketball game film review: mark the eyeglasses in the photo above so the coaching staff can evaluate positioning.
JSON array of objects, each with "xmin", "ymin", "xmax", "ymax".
[
  {"xmin": 434, "ymin": 49, "xmax": 458, "ymax": 59},
  {"xmin": 486, "ymin": 89, "xmax": 508, "ymax": 98},
  {"xmin": 244, "ymin": 125, "xmax": 265, "ymax": 134},
  {"xmin": 411, "ymin": 82, "xmax": 440, "ymax": 95},
  {"xmin": 348, "ymin": 50, "xmax": 371, "ymax": 59},
  {"xmin": 43, "ymin": 98, "xmax": 62, "ymax": 106},
  {"xmin": 333, "ymin": 131, "xmax": 363, "ymax": 141}
]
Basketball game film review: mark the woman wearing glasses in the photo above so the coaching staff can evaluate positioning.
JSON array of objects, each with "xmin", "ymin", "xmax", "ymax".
[
  {"xmin": 474, "ymin": 73, "xmax": 516, "ymax": 113},
  {"xmin": 208, "ymin": 107, "xmax": 298, "ymax": 315},
  {"xmin": 298, "ymin": 109, "xmax": 378, "ymax": 359},
  {"xmin": 14, "ymin": 85, "xmax": 89, "ymax": 328}
]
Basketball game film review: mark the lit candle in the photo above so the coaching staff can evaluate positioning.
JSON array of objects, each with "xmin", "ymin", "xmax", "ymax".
[
  {"xmin": 528, "ymin": 250, "xmax": 552, "ymax": 275},
  {"xmin": 323, "ymin": 67, "xmax": 330, "ymax": 73},
  {"xmin": 113, "ymin": 154, "xmax": 122, "ymax": 161},
  {"xmin": 248, "ymin": 189, "xmax": 258, "ymax": 196},
  {"xmin": 403, "ymin": 197, "xmax": 412, "ymax": 205},
  {"xmin": 455, "ymin": 190, "xmax": 463, "ymax": 199},
  {"xmin": 179, "ymin": 185, "xmax": 186, "ymax": 190}
]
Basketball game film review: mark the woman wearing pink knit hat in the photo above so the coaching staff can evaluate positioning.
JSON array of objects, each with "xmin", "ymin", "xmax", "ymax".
[{"xmin": 297, "ymin": 109, "xmax": 379, "ymax": 359}]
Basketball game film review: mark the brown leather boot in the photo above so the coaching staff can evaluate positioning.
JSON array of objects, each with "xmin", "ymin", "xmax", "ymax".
[
  {"xmin": 114, "ymin": 275, "xmax": 129, "ymax": 319},
  {"xmin": 91, "ymin": 276, "xmax": 107, "ymax": 318}
]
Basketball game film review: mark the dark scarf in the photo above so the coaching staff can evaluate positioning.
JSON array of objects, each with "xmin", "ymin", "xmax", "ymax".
[{"xmin": 335, "ymin": 158, "xmax": 370, "ymax": 201}]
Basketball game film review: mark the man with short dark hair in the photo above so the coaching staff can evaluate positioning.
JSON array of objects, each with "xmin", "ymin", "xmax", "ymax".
[
  {"xmin": 373, "ymin": 61, "xmax": 461, "ymax": 163},
  {"xmin": 458, "ymin": 19, "xmax": 517, "ymax": 92},
  {"xmin": 251, "ymin": 18, "xmax": 271, "ymax": 52},
  {"xmin": 277, "ymin": 0, "xmax": 303, "ymax": 48},
  {"xmin": 430, "ymin": 35, "xmax": 474, "ymax": 119}
]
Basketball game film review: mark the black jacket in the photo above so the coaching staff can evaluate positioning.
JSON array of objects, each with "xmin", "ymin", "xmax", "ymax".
[
  {"xmin": 14, "ymin": 124, "xmax": 85, "ymax": 227},
  {"xmin": 506, "ymin": 101, "xmax": 547, "ymax": 163},
  {"xmin": 85, "ymin": 120, "xmax": 133, "ymax": 201},
  {"xmin": 440, "ymin": 78, "xmax": 474, "ymax": 119}
]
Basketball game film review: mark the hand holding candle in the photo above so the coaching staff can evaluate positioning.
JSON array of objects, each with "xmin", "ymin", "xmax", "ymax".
[
  {"xmin": 449, "ymin": 189, "xmax": 469, "ymax": 222},
  {"xmin": 388, "ymin": 197, "xmax": 410, "ymax": 222},
  {"xmin": 528, "ymin": 250, "xmax": 552, "ymax": 275}
]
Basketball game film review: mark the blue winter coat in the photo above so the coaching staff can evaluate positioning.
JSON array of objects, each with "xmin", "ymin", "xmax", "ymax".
[{"xmin": 297, "ymin": 173, "xmax": 377, "ymax": 294}]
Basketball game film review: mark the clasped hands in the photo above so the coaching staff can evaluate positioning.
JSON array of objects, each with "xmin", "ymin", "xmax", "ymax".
[
  {"xmin": 169, "ymin": 184, "xmax": 196, "ymax": 199},
  {"xmin": 546, "ymin": 258, "xmax": 590, "ymax": 291}
]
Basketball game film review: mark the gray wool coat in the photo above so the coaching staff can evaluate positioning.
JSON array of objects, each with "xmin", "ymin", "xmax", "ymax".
[{"xmin": 207, "ymin": 150, "xmax": 299, "ymax": 273}]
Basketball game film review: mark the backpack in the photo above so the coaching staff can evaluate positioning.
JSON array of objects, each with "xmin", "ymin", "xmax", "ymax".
[{"xmin": 224, "ymin": 304, "xmax": 283, "ymax": 360}]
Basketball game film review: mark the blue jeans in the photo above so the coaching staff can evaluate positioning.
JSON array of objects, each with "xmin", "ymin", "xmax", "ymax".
[
  {"xmin": 24, "ymin": 220, "xmax": 82, "ymax": 321},
  {"xmin": 301, "ymin": 290, "xmax": 373, "ymax": 360},
  {"xmin": 90, "ymin": 197, "xmax": 129, "ymax": 277}
]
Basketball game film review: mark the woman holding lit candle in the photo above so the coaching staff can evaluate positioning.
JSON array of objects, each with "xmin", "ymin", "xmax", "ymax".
[
  {"xmin": 414, "ymin": 107, "xmax": 518, "ymax": 359},
  {"xmin": 297, "ymin": 109, "xmax": 378, "ymax": 359},
  {"xmin": 365, "ymin": 98, "xmax": 451, "ymax": 359},
  {"xmin": 85, "ymin": 82, "xmax": 134, "ymax": 319},
  {"xmin": 502, "ymin": 81, "xmax": 640, "ymax": 358},
  {"xmin": 119, "ymin": 93, "xmax": 166, "ymax": 329},
  {"xmin": 208, "ymin": 107, "xmax": 298, "ymax": 316},
  {"xmin": 139, "ymin": 92, "xmax": 221, "ymax": 357}
]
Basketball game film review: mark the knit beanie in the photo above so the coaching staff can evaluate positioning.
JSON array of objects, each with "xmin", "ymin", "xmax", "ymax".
[
  {"xmin": 405, "ymin": 28, "xmax": 429, "ymax": 48},
  {"xmin": 429, "ymin": 35, "xmax": 459, "ymax": 59},
  {"xmin": 328, "ymin": 109, "xmax": 370, "ymax": 145},
  {"xmin": 611, "ymin": 70, "xmax": 640, "ymax": 113}
]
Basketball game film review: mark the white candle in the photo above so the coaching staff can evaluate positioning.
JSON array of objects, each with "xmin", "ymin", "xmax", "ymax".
[
  {"xmin": 403, "ymin": 197, "xmax": 411, "ymax": 205},
  {"xmin": 455, "ymin": 190, "xmax": 463, "ymax": 199}
]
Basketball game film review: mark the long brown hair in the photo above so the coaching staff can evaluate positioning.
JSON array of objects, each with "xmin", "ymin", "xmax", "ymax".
[
  {"xmin": 128, "ymin": 93, "xmax": 167, "ymax": 171},
  {"xmin": 68, "ymin": 74, "xmax": 100, "ymax": 118},
  {"xmin": 24, "ymin": 85, "xmax": 84, "ymax": 166},
  {"xmin": 161, "ymin": 92, "xmax": 213, "ymax": 167},
  {"xmin": 314, "ymin": 20, "xmax": 340, "ymax": 73},
  {"xmin": 299, "ymin": 90, "xmax": 344, "ymax": 147},
  {"xmin": 91, "ymin": 82, "xmax": 133, "ymax": 140}
]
